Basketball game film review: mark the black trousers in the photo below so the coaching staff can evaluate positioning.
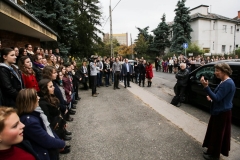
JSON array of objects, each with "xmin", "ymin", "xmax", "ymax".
[
  {"xmin": 114, "ymin": 71, "xmax": 120, "ymax": 88},
  {"xmin": 139, "ymin": 73, "xmax": 145, "ymax": 85},
  {"xmin": 90, "ymin": 75, "xmax": 97, "ymax": 95},
  {"xmin": 123, "ymin": 72, "xmax": 130, "ymax": 87},
  {"xmin": 175, "ymin": 85, "xmax": 186, "ymax": 102}
]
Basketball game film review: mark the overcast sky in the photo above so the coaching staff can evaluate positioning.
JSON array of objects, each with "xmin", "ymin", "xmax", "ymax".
[{"xmin": 99, "ymin": 0, "xmax": 240, "ymax": 42}]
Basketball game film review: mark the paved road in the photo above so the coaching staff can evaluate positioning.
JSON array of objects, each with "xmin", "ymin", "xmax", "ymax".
[
  {"xmin": 60, "ymin": 71, "xmax": 240, "ymax": 160},
  {"xmin": 61, "ymin": 84, "xmax": 204, "ymax": 160},
  {"xmin": 151, "ymin": 71, "xmax": 240, "ymax": 143}
]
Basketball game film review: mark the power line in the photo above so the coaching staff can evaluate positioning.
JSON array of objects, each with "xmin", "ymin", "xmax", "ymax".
[
  {"xmin": 112, "ymin": 0, "xmax": 122, "ymax": 11},
  {"xmin": 102, "ymin": 0, "xmax": 122, "ymax": 29}
]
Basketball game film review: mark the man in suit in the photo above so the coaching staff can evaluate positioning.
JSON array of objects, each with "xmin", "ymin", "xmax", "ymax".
[{"xmin": 122, "ymin": 58, "xmax": 133, "ymax": 88}]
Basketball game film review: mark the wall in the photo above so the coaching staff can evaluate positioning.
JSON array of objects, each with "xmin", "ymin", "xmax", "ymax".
[{"xmin": 0, "ymin": 30, "xmax": 40, "ymax": 48}]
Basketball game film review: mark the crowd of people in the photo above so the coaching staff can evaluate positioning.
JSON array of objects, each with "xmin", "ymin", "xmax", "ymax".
[
  {"xmin": 154, "ymin": 53, "xmax": 239, "ymax": 73},
  {"xmin": 0, "ymin": 44, "xmax": 155, "ymax": 159},
  {"xmin": 0, "ymin": 44, "xmax": 235, "ymax": 160},
  {"xmin": 0, "ymin": 45, "xmax": 81, "ymax": 160}
]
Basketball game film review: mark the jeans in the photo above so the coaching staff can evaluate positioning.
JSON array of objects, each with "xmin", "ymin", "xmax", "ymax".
[
  {"xmin": 97, "ymin": 72, "xmax": 102, "ymax": 86},
  {"xmin": 105, "ymin": 72, "xmax": 110, "ymax": 86}
]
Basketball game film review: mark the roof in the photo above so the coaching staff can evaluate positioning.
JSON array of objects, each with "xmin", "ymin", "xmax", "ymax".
[
  {"xmin": 3, "ymin": 0, "xmax": 58, "ymax": 37},
  {"xmin": 189, "ymin": 5, "xmax": 209, "ymax": 12},
  {"xmin": 190, "ymin": 13, "xmax": 239, "ymax": 23}
]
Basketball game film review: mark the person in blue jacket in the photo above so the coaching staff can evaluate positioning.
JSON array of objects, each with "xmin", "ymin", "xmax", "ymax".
[
  {"xmin": 16, "ymin": 88, "xmax": 66, "ymax": 160},
  {"xmin": 200, "ymin": 62, "xmax": 235, "ymax": 160}
]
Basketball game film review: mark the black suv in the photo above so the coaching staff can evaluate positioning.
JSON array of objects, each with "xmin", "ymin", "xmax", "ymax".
[{"xmin": 186, "ymin": 59, "xmax": 240, "ymax": 121}]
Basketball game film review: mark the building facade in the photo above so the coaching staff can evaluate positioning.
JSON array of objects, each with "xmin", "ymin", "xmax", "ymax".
[
  {"xmin": 0, "ymin": 0, "xmax": 57, "ymax": 48},
  {"xmin": 189, "ymin": 5, "xmax": 240, "ymax": 55},
  {"xmin": 104, "ymin": 33, "xmax": 128, "ymax": 46}
]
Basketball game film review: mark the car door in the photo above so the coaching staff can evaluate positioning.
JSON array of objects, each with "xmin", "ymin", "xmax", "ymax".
[
  {"xmin": 230, "ymin": 65, "xmax": 240, "ymax": 120},
  {"xmin": 188, "ymin": 65, "xmax": 219, "ymax": 107}
]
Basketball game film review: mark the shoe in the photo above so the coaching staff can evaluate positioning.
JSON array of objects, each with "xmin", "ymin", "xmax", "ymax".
[
  {"xmin": 128, "ymin": 86, "xmax": 131, "ymax": 88},
  {"xmin": 96, "ymin": 92, "xmax": 99, "ymax": 94},
  {"xmin": 203, "ymin": 154, "xmax": 219, "ymax": 160},
  {"xmin": 114, "ymin": 88, "xmax": 116, "ymax": 90},
  {"xmin": 69, "ymin": 110, "xmax": 76, "ymax": 115},
  {"xmin": 124, "ymin": 86, "xmax": 126, "ymax": 88},
  {"xmin": 60, "ymin": 147, "xmax": 70, "ymax": 154},
  {"xmin": 66, "ymin": 117, "xmax": 73, "ymax": 122},
  {"xmin": 72, "ymin": 105, "xmax": 76, "ymax": 109},
  {"xmin": 117, "ymin": 87, "xmax": 120, "ymax": 89},
  {"xmin": 76, "ymin": 97, "xmax": 81, "ymax": 100},
  {"xmin": 65, "ymin": 145, "xmax": 71, "ymax": 149},
  {"xmin": 92, "ymin": 94, "xmax": 97, "ymax": 97},
  {"xmin": 106, "ymin": 85, "xmax": 109, "ymax": 87},
  {"xmin": 65, "ymin": 130, "xmax": 72, "ymax": 135},
  {"xmin": 176, "ymin": 102, "xmax": 181, "ymax": 107},
  {"xmin": 73, "ymin": 101, "xmax": 78, "ymax": 104},
  {"xmin": 64, "ymin": 136, "xmax": 72, "ymax": 141}
]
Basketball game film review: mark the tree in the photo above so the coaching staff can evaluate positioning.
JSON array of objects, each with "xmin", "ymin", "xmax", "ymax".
[
  {"xmin": 136, "ymin": 26, "xmax": 150, "ymax": 41},
  {"xmin": 118, "ymin": 45, "xmax": 132, "ymax": 56},
  {"xmin": 134, "ymin": 34, "xmax": 148, "ymax": 58},
  {"xmin": 70, "ymin": 0, "xmax": 103, "ymax": 58},
  {"xmin": 151, "ymin": 14, "xmax": 171, "ymax": 56},
  {"xmin": 186, "ymin": 43, "xmax": 204, "ymax": 56},
  {"xmin": 24, "ymin": 0, "xmax": 77, "ymax": 56},
  {"xmin": 170, "ymin": 0, "xmax": 193, "ymax": 53}
]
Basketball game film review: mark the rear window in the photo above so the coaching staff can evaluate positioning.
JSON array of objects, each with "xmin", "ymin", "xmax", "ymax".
[{"xmin": 230, "ymin": 66, "xmax": 240, "ymax": 88}]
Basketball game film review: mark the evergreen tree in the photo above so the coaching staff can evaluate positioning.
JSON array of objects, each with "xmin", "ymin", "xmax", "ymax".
[
  {"xmin": 70, "ymin": 0, "xmax": 103, "ymax": 58},
  {"xmin": 24, "ymin": 0, "xmax": 77, "ymax": 56},
  {"xmin": 151, "ymin": 14, "xmax": 171, "ymax": 56},
  {"xmin": 136, "ymin": 26, "xmax": 150, "ymax": 41},
  {"xmin": 170, "ymin": 0, "xmax": 193, "ymax": 53}
]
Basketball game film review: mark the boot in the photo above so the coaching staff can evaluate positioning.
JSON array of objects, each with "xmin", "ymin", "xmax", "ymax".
[
  {"xmin": 150, "ymin": 82, "xmax": 152, "ymax": 87},
  {"xmin": 139, "ymin": 82, "xmax": 141, "ymax": 87},
  {"xmin": 142, "ymin": 81, "xmax": 145, "ymax": 87},
  {"xmin": 147, "ymin": 81, "xmax": 150, "ymax": 87}
]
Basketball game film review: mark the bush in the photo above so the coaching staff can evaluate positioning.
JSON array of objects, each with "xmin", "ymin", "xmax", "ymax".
[{"xmin": 186, "ymin": 43, "xmax": 204, "ymax": 56}]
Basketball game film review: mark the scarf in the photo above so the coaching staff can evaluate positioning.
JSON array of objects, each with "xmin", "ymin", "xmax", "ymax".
[
  {"xmin": 33, "ymin": 62, "xmax": 44, "ymax": 69},
  {"xmin": 34, "ymin": 106, "xmax": 55, "ymax": 138}
]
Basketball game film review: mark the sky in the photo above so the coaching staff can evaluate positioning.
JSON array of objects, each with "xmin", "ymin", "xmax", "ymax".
[{"xmin": 99, "ymin": 0, "xmax": 240, "ymax": 42}]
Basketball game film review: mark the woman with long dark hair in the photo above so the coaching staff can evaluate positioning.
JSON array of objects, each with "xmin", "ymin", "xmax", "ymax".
[
  {"xmin": 18, "ymin": 55, "xmax": 39, "ymax": 92},
  {"xmin": 38, "ymin": 79, "xmax": 72, "ymax": 143},
  {"xmin": 0, "ymin": 48, "xmax": 24, "ymax": 107}
]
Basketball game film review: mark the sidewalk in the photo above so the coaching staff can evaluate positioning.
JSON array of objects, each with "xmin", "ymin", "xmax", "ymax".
[{"xmin": 60, "ymin": 82, "xmax": 240, "ymax": 160}]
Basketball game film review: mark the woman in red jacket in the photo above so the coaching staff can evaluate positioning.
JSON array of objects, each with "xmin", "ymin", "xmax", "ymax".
[
  {"xmin": 18, "ymin": 56, "xmax": 39, "ymax": 92},
  {"xmin": 145, "ymin": 61, "xmax": 153, "ymax": 87}
]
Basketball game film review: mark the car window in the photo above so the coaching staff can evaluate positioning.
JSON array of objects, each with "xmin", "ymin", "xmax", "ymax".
[
  {"xmin": 230, "ymin": 66, "xmax": 240, "ymax": 88},
  {"xmin": 195, "ymin": 66, "xmax": 217, "ymax": 83}
]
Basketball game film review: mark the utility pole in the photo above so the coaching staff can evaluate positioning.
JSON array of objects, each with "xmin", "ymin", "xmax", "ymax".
[
  {"xmin": 109, "ymin": 0, "xmax": 113, "ymax": 57},
  {"xmin": 130, "ymin": 33, "xmax": 133, "ymax": 59}
]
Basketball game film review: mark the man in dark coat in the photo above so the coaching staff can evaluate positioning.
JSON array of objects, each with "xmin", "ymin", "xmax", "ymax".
[
  {"xmin": 175, "ymin": 62, "xmax": 189, "ymax": 106},
  {"xmin": 122, "ymin": 58, "xmax": 133, "ymax": 88},
  {"xmin": 138, "ymin": 60, "xmax": 146, "ymax": 87}
]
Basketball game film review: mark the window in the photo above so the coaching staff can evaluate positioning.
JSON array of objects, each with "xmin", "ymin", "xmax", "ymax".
[
  {"xmin": 236, "ymin": 45, "xmax": 239, "ymax": 48},
  {"xmin": 230, "ymin": 66, "xmax": 240, "ymax": 88},
  {"xmin": 231, "ymin": 26, "xmax": 233, "ymax": 34},
  {"xmin": 223, "ymin": 25, "xmax": 227, "ymax": 33},
  {"xmin": 229, "ymin": 45, "xmax": 232, "ymax": 53},
  {"xmin": 222, "ymin": 45, "xmax": 226, "ymax": 53},
  {"xmin": 195, "ymin": 66, "xmax": 219, "ymax": 84}
]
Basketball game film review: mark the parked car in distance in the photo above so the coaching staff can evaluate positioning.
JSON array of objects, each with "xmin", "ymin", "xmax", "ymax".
[{"xmin": 185, "ymin": 59, "xmax": 240, "ymax": 121}]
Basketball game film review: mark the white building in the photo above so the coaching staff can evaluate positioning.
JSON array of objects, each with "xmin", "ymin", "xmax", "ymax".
[
  {"xmin": 189, "ymin": 5, "xmax": 240, "ymax": 55},
  {"xmin": 104, "ymin": 33, "xmax": 128, "ymax": 46}
]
